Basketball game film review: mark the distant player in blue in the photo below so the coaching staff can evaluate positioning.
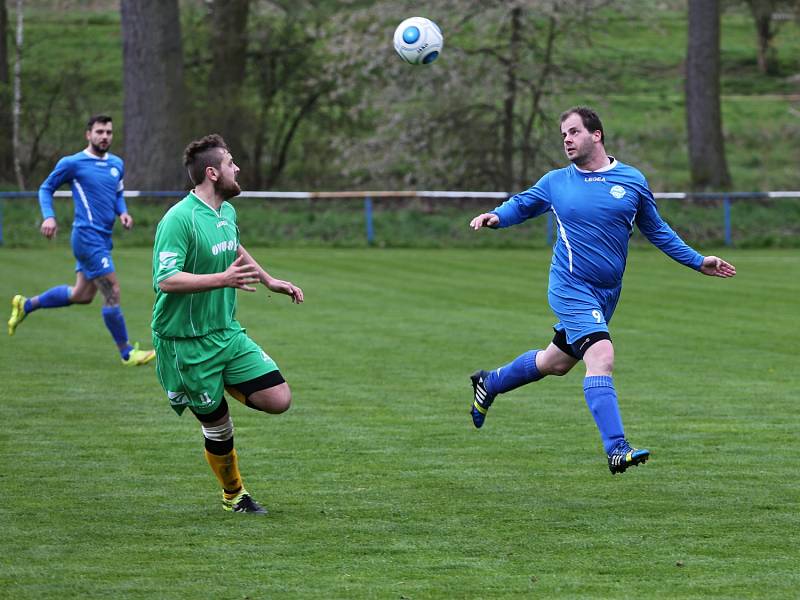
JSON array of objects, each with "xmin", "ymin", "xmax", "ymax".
[
  {"xmin": 7, "ymin": 114, "xmax": 155, "ymax": 366},
  {"xmin": 468, "ymin": 106, "xmax": 736, "ymax": 474}
]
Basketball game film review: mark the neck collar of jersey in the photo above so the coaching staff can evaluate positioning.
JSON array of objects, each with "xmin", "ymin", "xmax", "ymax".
[
  {"xmin": 83, "ymin": 149, "xmax": 109, "ymax": 160},
  {"xmin": 189, "ymin": 190, "xmax": 224, "ymax": 215},
  {"xmin": 574, "ymin": 155, "xmax": 617, "ymax": 174}
]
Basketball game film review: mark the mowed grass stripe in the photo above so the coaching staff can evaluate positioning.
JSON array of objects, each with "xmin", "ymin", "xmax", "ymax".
[{"xmin": 1, "ymin": 247, "xmax": 797, "ymax": 599}]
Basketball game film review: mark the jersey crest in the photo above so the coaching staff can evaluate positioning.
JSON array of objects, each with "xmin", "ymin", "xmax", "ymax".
[{"xmin": 609, "ymin": 185, "xmax": 626, "ymax": 199}]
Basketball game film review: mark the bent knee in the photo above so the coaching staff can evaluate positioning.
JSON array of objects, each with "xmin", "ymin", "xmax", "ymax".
[
  {"xmin": 274, "ymin": 397, "xmax": 292, "ymax": 414},
  {"xmin": 249, "ymin": 385, "xmax": 292, "ymax": 414},
  {"xmin": 269, "ymin": 389, "xmax": 292, "ymax": 414}
]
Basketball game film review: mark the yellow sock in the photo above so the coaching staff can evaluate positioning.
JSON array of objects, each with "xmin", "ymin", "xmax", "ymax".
[{"xmin": 204, "ymin": 448, "xmax": 244, "ymax": 501}]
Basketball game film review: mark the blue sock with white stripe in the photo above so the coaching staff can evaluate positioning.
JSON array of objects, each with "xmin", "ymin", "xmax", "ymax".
[
  {"xmin": 26, "ymin": 285, "xmax": 72, "ymax": 312},
  {"xmin": 583, "ymin": 375, "xmax": 625, "ymax": 454},
  {"xmin": 484, "ymin": 350, "xmax": 543, "ymax": 395},
  {"xmin": 101, "ymin": 306, "xmax": 133, "ymax": 359}
]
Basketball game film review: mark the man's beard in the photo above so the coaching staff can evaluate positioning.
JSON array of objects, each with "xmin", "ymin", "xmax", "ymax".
[
  {"xmin": 214, "ymin": 177, "xmax": 241, "ymax": 199},
  {"xmin": 567, "ymin": 144, "xmax": 593, "ymax": 168},
  {"xmin": 90, "ymin": 141, "xmax": 109, "ymax": 155}
]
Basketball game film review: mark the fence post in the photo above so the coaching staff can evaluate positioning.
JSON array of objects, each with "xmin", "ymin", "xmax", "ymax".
[
  {"xmin": 723, "ymin": 196, "xmax": 732, "ymax": 246},
  {"xmin": 364, "ymin": 196, "xmax": 374, "ymax": 245}
]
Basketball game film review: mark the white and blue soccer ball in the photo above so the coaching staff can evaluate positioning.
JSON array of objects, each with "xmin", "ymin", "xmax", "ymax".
[{"xmin": 393, "ymin": 17, "xmax": 443, "ymax": 65}]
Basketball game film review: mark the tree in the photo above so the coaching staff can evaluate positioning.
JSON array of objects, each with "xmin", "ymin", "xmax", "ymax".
[
  {"xmin": 745, "ymin": 0, "xmax": 779, "ymax": 74},
  {"xmin": 180, "ymin": 0, "xmax": 353, "ymax": 189},
  {"xmin": 205, "ymin": 0, "xmax": 250, "ymax": 171},
  {"xmin": 120, "ymin": 0, "xmax": 187, "ymax": 189},
  {"xmin": 742, "ymin": 0, "xmax": 799, "ymax": 74},
  {"xmin": 328, "ymin": 0, "xmax": 609, "ymax": 192},
  {"xmin": 0, "ymin": 0, "xmax": 14, "ymax": 182},
  {"xmin": 12, "ymin": 0, "xmax": 24, "ymax": 189},
  {"xmin": 686, "ymin": 0, "xmax": 731, "ymax": 190}
]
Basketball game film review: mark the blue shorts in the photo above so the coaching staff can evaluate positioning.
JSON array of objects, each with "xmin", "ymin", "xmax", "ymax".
[
  {"xmin": 548, "ymin": 268, "xmax": 621, "ymax": 345},
  {"xmin": 71, "ymin": 227, "xmax": 115, "ymax": 280}
]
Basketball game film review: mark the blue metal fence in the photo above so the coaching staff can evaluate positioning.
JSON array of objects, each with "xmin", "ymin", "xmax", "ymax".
[{"xmin": 1, "ymin": 189, "xmax": 798, "ymax": 246}]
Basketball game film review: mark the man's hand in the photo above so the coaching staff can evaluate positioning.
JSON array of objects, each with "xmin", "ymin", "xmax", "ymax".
[
  {"xmin": 119, "ymin": 213, "xmax": 134, "ymax": 230},
  {"xmin": 700, "ymin": 256, "xmax": 736, "ymax": 278},
  {"xmin": 221, "ymin": 255, "xmax": 261, "ymax": 291},
  {"xmin": 470, "ymin": 213, "xmax": 500, "ymax": 230},
  {"xmin": 266, "ymin": 278, "xmax": 304, "ymax": 304},
  {"xmin": 41, "ymin": 217, "xmax": 58, "ymax": 239}
]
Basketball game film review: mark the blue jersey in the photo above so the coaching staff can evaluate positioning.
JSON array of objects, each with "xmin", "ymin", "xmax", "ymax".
[
  {"xmin": 38, "ymin": 150, "xmax": 127, "ymax": 235},
  {"xmin": 492, "ymin": 159, "xmax": 704, "ymax": 288}
]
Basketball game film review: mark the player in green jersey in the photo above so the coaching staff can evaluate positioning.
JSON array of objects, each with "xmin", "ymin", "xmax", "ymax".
[{"xmin": 151, "ymin": 134, "xmax": 304, "ymax": 515}]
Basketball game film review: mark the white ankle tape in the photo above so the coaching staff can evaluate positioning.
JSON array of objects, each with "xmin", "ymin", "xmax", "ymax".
[{"xmin": 201, "ymin": 417, "xmax": 234, "ymax": 441}]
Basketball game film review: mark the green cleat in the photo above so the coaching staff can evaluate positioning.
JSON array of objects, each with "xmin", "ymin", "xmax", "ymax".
[
  {"xmin": 8, "ymin": 295, "xmax": 28, "ymax": 336},
  {"xmin": 222, "ymin": 489, "xmax": 268, "ymax": 515},
  {"xmin": 122, "ymin": 342, "xmax": 156, "ymax": 366}
]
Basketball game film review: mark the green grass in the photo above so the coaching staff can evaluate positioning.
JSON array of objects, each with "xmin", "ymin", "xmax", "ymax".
[{"xmin": 0, "ymin": 246, "xmax": 798, "ymax": 598}]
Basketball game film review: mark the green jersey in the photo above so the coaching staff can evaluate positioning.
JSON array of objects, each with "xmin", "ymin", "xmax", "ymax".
[{"xmin": 151, "ymin": 192, "xmax": 241, "ymax": 339}]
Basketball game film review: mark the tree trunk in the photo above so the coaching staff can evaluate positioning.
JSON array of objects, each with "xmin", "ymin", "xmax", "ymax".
[
  {"xmin": 685, "ymin": 0, "xmax": 731, "ymax": 191},
  {"xmin": 12, "ymin": 0, "xmax": 24, "ymax": 189},
  {"xmin": 501, "ymin": 6, "xmax": 522, "ymax": 193},
  {"xmin": 0, "ymin": 0, "xmax": 15, "ymax": 181},
  {"xmin": 206, "ymin": 0, "xmax": 250, "ymax": 183},
  {"xmin": 121, "ymin": 0, "xmax": 187, "ymax": 190},
  {"xmin": 747, "ymin": 0, "xmax": 778, "ymax": 74}
]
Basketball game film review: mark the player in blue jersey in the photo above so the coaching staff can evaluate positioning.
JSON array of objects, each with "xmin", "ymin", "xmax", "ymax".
[
  {"xmin": 7, "ymin": 115, "xmax": 155, "ymax": 366},
  {"xmin": 468, "ymin": 106, "xmax": 736, "ymax": 474}
]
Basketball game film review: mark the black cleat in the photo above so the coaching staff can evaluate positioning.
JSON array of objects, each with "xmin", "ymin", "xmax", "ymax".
[
  {"xmin": 608, "ymin": 440, "xmax": 650, "ymax": 474},
  {"xmin": 470, "ymin": 370, "xmax": 496, "ymax": 429},
  {"xmin": 223, "ymin": 490, "xmax": 268, "ymax": 515}
]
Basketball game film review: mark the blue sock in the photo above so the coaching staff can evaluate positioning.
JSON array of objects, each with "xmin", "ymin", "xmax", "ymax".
[
  {"xmin": 484, "ymin": 350, "xmax": 543, "ymax": 395},
  {"xmin": 28, "ymin": 285, "xmax": 72, "ymax": 312},
  {"xmin": 583, "ymin": 376, "xmax": 625, "ymax": 454},
  {"xmin": 101, "ymin": 306, "xmax": 132, "ymax": 359}
]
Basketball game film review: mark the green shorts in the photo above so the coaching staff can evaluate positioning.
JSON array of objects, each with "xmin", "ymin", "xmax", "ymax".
[{"xmin": 153, "ymin": 327, "xmax": 279, "ymax": 416}]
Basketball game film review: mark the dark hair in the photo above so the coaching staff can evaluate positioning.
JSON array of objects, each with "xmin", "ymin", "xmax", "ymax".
[
  {"xmin": 86, "ymin": 114, "xmax": 112, "ymax": 130},
  {"xmin": 183, "ymin": 134, "xmax": 229, "ymax": 185},
  {"xmin": 560, "ymin": 106, "xmax": 605, "ymax": 144}
]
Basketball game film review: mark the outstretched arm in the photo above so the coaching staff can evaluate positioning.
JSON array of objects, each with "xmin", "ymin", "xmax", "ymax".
[
  {"xmin": 699, "ymin": 256, "xmax": 736, "ymax": 278},
  {"xmin": 238, "ymin": 244, "xmax": 304, "ymax": 303}
]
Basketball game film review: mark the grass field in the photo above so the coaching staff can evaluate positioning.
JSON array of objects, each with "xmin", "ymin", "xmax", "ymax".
[{"xmin": 1, "ymin": 246, "xmax": 798, "ymax": 599}]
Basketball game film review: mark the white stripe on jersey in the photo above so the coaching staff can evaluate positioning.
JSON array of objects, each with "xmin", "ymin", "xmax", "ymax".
[
  {"xmin": 73, "ymin": 180, "xmax": 93, "ymax": 223},
  {"xmin": 552, "ymin": 208, "xmax": 573, "ymax": 273},
  {"xmin": 188, "ymin": 205, "xmax": 200, "ymax": 337}
]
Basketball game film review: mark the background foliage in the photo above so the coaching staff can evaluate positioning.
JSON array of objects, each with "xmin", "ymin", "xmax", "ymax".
[{"xmin": 3, "ymin": 0, "xmax": 799, "ymax": 192}]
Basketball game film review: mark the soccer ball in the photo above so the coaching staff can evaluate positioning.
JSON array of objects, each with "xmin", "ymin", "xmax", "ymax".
[{"xmin": 393, "ymin": 17, "xmax": 443, "ymax": 65}]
